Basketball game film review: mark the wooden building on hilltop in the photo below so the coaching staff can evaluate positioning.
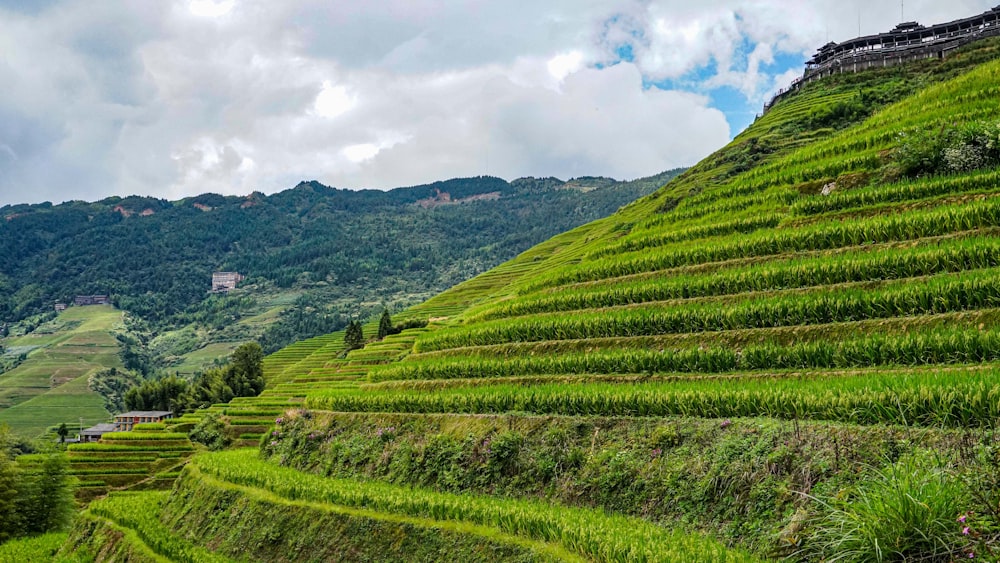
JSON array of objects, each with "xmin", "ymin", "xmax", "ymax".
[{"xmin": 212, "ymin": 271, "xmax": 245, "ymax": 292}]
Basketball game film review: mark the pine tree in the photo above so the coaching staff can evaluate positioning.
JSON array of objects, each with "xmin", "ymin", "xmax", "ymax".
[
  {"xmin": 377, "ymin": 309, "xmax": 393, "ymax": 340},
  {"xmin": 344, "ymin": 320, "xmax": 365, "ymax": 351}
]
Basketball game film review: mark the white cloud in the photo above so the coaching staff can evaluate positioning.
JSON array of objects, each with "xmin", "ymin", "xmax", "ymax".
[
  {"xmin": 313, "ymin": 81, "xmax": 356, "ymax": 118},
  {"xmin": 547, "ymin": 51, "xmax": 585, "ymax": 82},
  {"xmin": 0, "ymin": 0, "xmax": 995, "ymax": 205},
  {"xmin": 188, "ymin": 0, "xmax": 234, "ymax": 18},
  {"xmin": 342, "ymin": 143, "xmax": 379, "ymax": 163}
]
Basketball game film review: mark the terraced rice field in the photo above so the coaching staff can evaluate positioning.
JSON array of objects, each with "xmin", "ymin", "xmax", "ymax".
[
  {"xmin": 0, "ymin": 306, "xmax": 122, "ymax": 437},
  {"xmin": 66, "ymin": 423, "xmax": 196, "ymax": 502},
  {"xmin": 57, "ymin": 36, "xmax": 1000, "ymax": 562}
]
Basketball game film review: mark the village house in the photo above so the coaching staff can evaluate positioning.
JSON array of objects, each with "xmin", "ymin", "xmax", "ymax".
[
  {"xmin": 211, "ymin": 271, "xmax": 245, "ymax": 292},
  {"xmin": 74, "ymin": 295, "xmax": 111, "ymax": 306},
  {"xmin": 113, "ymin": 410, "xmax": 174, "ymax": 431},
  {"xmin": 78, "ymin": 422, "xmax": 117, "ymax": 443}
]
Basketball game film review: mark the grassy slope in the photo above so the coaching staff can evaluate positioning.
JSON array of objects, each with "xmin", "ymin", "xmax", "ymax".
[
  {"xmin": 161, "ymin": 289, "xmax": 302, "ymax": 376},
  {"xmin": 59, "ymin": 39, "xmax": 1000, "ymax": 562},
  {"xmin": 0, "ymin": 306, "xmax": 120, "ymax": 437}
]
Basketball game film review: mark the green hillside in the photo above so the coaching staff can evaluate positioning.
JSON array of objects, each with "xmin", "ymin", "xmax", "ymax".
[
  {"xmin": 48, "ymin": 37, "xmax": 1000, "ymax": 563},
  {"xmin": 0, "ymin": 171, "xmax": 680, "ymax": 371},
  {"xmin": 0, "ymin": 306, "xmax": 121, "ymax": 437}
]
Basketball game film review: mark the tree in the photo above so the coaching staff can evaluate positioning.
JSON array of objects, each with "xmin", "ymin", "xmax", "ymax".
[
  {"xmin": 0, "ymin": 456, "xmax": 18, "ymax": 543},
  {"xmin": 377, "ymin": 308, "xmax": 393, "ymax": 340},
  {"xmin": 227, "ymin": 342, "xmax": 264, "ymax": 397},
  {"xmin": 124, "ymin": 374, "xmax": 189, "ymax": 414},
  {"xmin": 0, "ymin": 426, "xmax": 74, "ymax": 542},
  {"xmin": 18, "ymin": 454, "xmax": 74, "ymax": 535},
  {"xmin": 185, "ymin": 343, "xmax": 265, "ymax": 410},
  {"xmin": 56, "ymin": 423, "xmax": 68, "ymax": 444},
  {"xmin": 0, "ymin": 427, "xmax": 19, "ymax": 543},
  {"xmin": 344, "ymin": 320, "xmax": 365, "ymax": 351}
]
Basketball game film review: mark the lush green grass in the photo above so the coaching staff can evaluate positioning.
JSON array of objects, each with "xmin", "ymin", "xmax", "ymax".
[
  {"xmin": 190, "ymin": 449, "xmax": 759, "ymax": 562},
  {"xmin": 0, "ymin": 533, "xmax": 81, "ymax": 563},
  {"xmin": 84, "ymin": 491, "xmax": 233, "ymax": 563},
  {"xmin": 171, "ymin": 342, "xmax": 241, "ymax": 376},
  {"xmin": 65, "ymin": 431, "xmax": 197, "ymax": 500}
]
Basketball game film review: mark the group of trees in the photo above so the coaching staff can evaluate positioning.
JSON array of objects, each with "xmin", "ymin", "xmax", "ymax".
[
  {"xmin": 124, "ymin": 342, "xmax": 265, "ymax": 415},
  {"xmin": 0, "ymin": 427, "xmax": 74, "ymax": 544},
  {"xmin": 343, "ymin": 309, "xmax": 429, "ymax": 353}
]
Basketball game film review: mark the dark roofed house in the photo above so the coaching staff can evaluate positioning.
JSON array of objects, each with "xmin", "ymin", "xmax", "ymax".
[
  {"xmin": 74, "ymin": 295, "xmax": 110, "ymax": 306},
  {"xmin": 114, "ymin": 410, "xmax": 174, "ymax": 431},
  {"xmin": 79, "ymin": 423, "xmax": 117, "ymax": 443}
]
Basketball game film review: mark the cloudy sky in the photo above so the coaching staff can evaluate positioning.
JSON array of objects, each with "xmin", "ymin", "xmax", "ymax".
[{"xmin": 0, "ymin": 0, "xmax": 994, "ymax": 206}]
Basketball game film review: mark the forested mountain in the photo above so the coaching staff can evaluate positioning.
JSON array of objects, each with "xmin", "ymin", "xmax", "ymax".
[{"xmin": 0, "ymin": 171, "xmax": 681, "ymax": 358}]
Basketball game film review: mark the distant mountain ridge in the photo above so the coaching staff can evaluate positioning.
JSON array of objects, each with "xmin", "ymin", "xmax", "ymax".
[
  {"xmin": 1, "ymin": 174, "xmax": 630, "ymax": 217},
  {"xmin": 0, "ymin": 169, "xmax": 682, "ymax": 359}
]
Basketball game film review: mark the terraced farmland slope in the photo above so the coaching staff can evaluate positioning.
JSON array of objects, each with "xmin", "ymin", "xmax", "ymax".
[
  {"xmin": 0, "ymin": 306, "xmax": 121, "ymax": 437},
  {"xmin": 66, "ymin": 423, "xmax": 197, "ymax": 503},
  {"xmin": 58, "ymin": 38, "xmax": 1000, "ymax": 562}
]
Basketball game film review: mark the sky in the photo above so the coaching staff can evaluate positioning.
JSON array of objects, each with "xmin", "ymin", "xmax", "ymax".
[{"xmin": 0, "ymin": 0, "xmax": 995, "ymax": 206}]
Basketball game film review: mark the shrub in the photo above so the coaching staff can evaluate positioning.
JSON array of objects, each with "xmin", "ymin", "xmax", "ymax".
[
  {"xmin": 894, "ymin": 121, "xmax": 1000, "ymax": 178},
  {"xmin": 802, "ymin": 453, "xmax": 966, "ymax": 562},
  {"xmin": 189, "ymin": 414, "xmax": 231, "ymax": 451}
]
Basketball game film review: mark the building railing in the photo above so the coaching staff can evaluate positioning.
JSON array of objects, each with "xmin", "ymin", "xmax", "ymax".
[{"xmin": 762, "ymin": 7, "xmax": 1000, "ymax": 115}]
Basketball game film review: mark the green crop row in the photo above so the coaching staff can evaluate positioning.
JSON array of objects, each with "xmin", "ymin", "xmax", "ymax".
[
  {"xmin": 222, "ymin": 409, "xmax": 286, "ymax": 417},
  {"xmin": 192, "ymin": 450, "xmax": 758, "ymax": 563},
  {"xmin": 87, "ymin": 492, "xmax": 233, "ymax": 563},
  {"xmin": 526, "ymin": 197, "xmax": 1000, "ymax": 290},
  {"xmin": 672, "ymin": 177, "xmax": 774, "ymax": 212},
  {"xmin": 67, "ymin": 456, "xmax": 157, "ymax": 463},
  {"xmin": 227, "ymin": 418, "xmax": 280, "ymax": 426},
  {"xmin": 67, "ymin": 444, "xmax": 195, "ymax": 452},
  {"xmin": 422, "ymin": 268, "xmax": 1000, "ymax": 351},
  {"xmin": 69, "ymin": 468, "xmax": 150, "ymax": 476},
  {"xmin": 591, "ymin": 215, "xmax": 782, "ymax": 258},
  {"xmin": 99, "ymin": 432, "xmax": 189, "ymax": 441},
  {"xmin": 473, "ymin": 237, "xmax": 1000, "ymax": 321},
  {"xmin": 792, "ymin": 169, "xmax": 1000, "ymax": 215},
  {"xmin": 638, "ymin": 189, "xmax": 797, "ymax": 229},
  {"xmin": 313, "ymin": 368, "xmax": 1000, "ymax": 428},
  {"xmin": 377, "ymin": 326, "xmax": 1000, "ymax": 382}
]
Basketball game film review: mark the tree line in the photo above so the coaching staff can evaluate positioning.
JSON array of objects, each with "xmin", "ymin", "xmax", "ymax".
[
  {"xmin": 0, "ymin": 427, "xmax": 74, "ymax": 544},
  {"xmin": 124, "ymin": 342, "xmax": 265, "ymax": 415}
]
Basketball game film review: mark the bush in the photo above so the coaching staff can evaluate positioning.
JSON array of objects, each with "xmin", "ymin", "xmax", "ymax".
[
  {"xmin": 802, "ymin": 452, "xmax": 967, "ymax": 562},
  {"xmin": 189, "ymin": 414, "xmax": 231, "ymax": 451},
  {"xmin": 893, "ymin": 121, "xmax": 1000, "ymax": 178}
]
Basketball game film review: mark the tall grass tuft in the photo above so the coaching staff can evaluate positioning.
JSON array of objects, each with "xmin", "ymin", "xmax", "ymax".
[{"xmin": 802, "ymin": 453, "xmax": 966, "ymax": 562}]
